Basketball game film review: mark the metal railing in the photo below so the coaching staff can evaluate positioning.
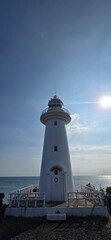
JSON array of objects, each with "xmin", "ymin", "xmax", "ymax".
[
  {"xmin": 9, "ymin": 185, "xmax": 45, "ymax": 208},
  {"xmin": 8, "ymin": 186, "xmax": 104, "ymax": 208},
  {"xmin": 9, "ymin": 192, "xmax": 45, "ymax": 208},
  {"xmin": 67, "ymin": 191, "xmax": 104, "ymax": 207},
  {"xmin": 41, "ymin": 107, "xmax": 70, "ymax": 115}
]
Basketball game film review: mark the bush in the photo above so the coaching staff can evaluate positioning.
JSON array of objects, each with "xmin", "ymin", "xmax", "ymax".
[{"xmin": 103, "ymin": 187, "xmax": 111, "ymax": 214}]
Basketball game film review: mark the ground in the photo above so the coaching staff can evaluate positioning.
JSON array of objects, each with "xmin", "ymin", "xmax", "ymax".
[{"xmin": 0, "ymin": 217, "xmax": 111, "ymax": 240}]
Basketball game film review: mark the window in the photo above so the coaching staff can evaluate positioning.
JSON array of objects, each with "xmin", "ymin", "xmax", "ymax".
[
  {"xmin": 54, "ymin": 146, "xmax": 58, "ymax": 152},
  {"xmin": 51, "ymin": 166, "xmax": 62, "ymax": 176},
  {"xmin": 54, "ymin": 169, "xmax": 59, "ymax": 175},
  {"xmin": 51, "ymin": 166, "xmax": 62, "ymax": 172},
  {"xmin": 54, "ymin": 121, "xmax": 57, "ymax": 125}
]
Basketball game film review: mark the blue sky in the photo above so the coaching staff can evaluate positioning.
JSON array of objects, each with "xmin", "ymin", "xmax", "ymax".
[{"xmin": 0, "ymin": 0, "xmax": 111, "ymax": 176}]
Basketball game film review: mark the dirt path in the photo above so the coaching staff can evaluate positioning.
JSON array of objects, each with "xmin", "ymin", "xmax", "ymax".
[{"xmin": 11, "ymin": 222, "xmax": 111, "ymax": 240}]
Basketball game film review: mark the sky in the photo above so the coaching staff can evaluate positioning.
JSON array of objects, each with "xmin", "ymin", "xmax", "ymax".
[{"xmin": 0, "ymin": 0, "xmax": 111, "ymax": 176}]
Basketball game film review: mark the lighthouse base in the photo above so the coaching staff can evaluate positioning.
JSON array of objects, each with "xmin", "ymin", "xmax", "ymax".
[
  {"xmin": 5, "ymin": 185, "xmax": 109, "ymax": 218},
  {"xmin": 5, "ymin": 206, "xmax": 109, "ymax": 219}
]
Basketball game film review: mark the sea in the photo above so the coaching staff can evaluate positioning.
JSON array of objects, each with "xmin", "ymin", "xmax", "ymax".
[{"xmin": 0, "ymin": 176, "xmax": 111, "ymax": 204}]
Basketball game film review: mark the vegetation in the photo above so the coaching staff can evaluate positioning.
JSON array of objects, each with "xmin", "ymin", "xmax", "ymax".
[
  {"xmin": 103, "ymin": 186, "xmax": 111, "ymax": 214},
  {"xmin": 0, "ymin": 216, "xmax": 109, "ymax": 239},
  {"xmin": 0, "ymin": 217, "xmax": 45, "ymax": 240},
  {"xmin": 0, "ymin": 186, "xmax": 111, "ymax": 239}
]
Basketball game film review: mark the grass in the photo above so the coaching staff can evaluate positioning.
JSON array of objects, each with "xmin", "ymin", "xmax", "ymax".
[
  {"xmin": 0, "ymin": 215, "xmax": 110, "ymax": 240},
  {"xmin": 0, "ymin": 217, "xmax": 45, "ymax": 240}
]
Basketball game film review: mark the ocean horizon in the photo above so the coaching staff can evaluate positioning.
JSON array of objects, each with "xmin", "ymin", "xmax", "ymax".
[{"xmin": 1, "ymin": 175, "xmax": 111, "ymax": 204}]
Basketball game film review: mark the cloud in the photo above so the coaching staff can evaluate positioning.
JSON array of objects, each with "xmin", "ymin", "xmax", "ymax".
[
  {"xmin": 67, "ymin": 113, "xmax": 90, "ymax": 135},
  {"xmin": 70, "ymin": 145, "xmax": 111, "ymax": 154},
  {"xmin": 71, "ymin": 153, "xmax": 111, "ymax": 176},
  {"xmin": 70, "ymin": 114, "xmax": 80, "ymax": 121},
  {"xmin": 0, "ymin": 156, "xmax": 41, "ymax": 177}
]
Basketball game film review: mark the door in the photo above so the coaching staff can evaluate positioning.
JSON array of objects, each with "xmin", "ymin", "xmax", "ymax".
[{"xmin": 47, "ymin": 167, "xmax": 66, "ymax": 202}]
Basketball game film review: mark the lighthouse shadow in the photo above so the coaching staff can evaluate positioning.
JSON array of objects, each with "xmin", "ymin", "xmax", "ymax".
[{"xmin": 45, "ymin": 201, "xmax": 65, "ymax": 207}]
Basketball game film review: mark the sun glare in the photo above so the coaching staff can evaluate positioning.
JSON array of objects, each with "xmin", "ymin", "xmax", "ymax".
[{"xmin": 99, "ymin": 96, "xmax": 111, "ymax": 108}]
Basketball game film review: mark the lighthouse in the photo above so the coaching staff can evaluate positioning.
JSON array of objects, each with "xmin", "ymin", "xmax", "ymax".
[{"xmin": 39, "ymin": 95, "xmax": 74, "ymax": 202}]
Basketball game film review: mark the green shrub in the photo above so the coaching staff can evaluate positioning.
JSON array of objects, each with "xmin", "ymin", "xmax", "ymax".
[{"xmin": 102, "ymin": 187, "xmax": 111, "ymax": 214}]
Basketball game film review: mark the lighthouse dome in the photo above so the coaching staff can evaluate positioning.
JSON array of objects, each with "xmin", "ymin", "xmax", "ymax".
[
  {"xmin": 40, "ymin": 95, "xmax": 71, "ymax": 124},
  {"xmin": 48, "ymin": 95, "xmax": 63, "ymax": 108}
]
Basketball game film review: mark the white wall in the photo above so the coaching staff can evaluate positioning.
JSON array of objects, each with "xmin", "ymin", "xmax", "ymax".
[
  {"xmin": 39, "ymin": 118, "xmax": 74, "ymax": 201},
  {"xmin": 5, "ymin": 206, "xmax": 109, "ymax": 218}
]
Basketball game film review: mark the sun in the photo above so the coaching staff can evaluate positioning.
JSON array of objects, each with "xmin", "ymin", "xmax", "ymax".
[{"xmin": 99, "ymin": 96, "xmax": 111, "ymax": 108}]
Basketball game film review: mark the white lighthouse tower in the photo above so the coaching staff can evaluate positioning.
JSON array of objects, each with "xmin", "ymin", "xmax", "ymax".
[{"xmin": 39, "ymin": 95, "xmax": 74, "ymax": 202}]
